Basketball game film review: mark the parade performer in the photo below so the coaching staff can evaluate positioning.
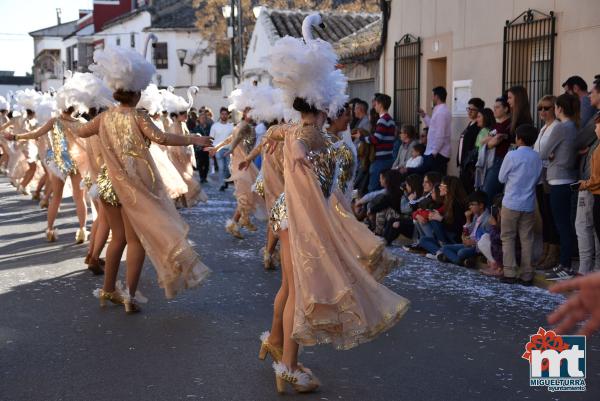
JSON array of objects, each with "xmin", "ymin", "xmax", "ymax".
[
  {"xmin": 163, "ymin": 87, "xmax": 206, "ymax": 207},
  {"xmin": 75, "ymin": 46, "xmax": 212, "ymax": 313},
  {"xmin": 258, "ymin": 14, "xmax": 409, "ymax": 394},
  {"xmin": 4, "ymin": 81, "xmax": 90, "ymax": 243},
  {"xmin": 237, "ymin": 85, "xmax": 286, "ymax": 268},
  {"xmin": 137, "ymin": 84, "xmax": 188, "ymax": 201},
  {"xmin": 0, "ymin": 90, "xmax": 41, "ymax": 194},
  {"xmin": 212, "ymin": 81, "xmax": 268, "ymax": 239},
  {"xmin": 0, "ymin": 96, "xmax": 11, "ymax": 174}
]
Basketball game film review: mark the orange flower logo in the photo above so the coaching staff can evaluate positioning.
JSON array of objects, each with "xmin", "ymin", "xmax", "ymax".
[{"xmin": 522, "ymin": 327, "xmax": 570, "ymax": 372}]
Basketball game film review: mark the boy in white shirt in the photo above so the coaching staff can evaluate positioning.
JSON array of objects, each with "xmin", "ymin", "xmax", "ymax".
[{"xmin": 406, "ymin": 143, "xmax": 425, "ymax": 169}]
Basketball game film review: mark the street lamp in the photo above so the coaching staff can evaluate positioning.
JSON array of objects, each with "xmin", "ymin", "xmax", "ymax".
[
  {"xmin": 177, "ymin": 48, "xmax": 195, "ymax": 85},
  {"xmin": 253, "ymin": 6, "xmax": 263, "ymax": 19}
]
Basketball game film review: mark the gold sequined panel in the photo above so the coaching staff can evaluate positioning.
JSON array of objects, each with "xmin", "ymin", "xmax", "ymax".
[
  {"xmin": 104, "ymin": 111, "xmax": 150, "ymax": 160},
  {"xmin": 270, "ymin": 192, "xmax": 287, "ymax": 233},
  {"xmin": 336, "ymin": 143, "xmax": 355, "ymax": 193},
  {"xmin": 306, "ymin": 146, "xmax": 337, "ymax": 199},
  {"xmin": 253, "ymin": 172, "xmax": 265, "ymax": 198},
  {"xmin": 97, "ymin": 165, "xmax": 120, "ymax": 207}
]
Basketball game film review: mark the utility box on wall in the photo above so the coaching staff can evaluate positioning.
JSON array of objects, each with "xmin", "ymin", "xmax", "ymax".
[{"xmin": 452, "ymin": 80, "xmax": 472, "ymax": 117}]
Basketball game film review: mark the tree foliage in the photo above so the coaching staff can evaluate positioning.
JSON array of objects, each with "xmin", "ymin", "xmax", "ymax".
[{"xmin": 192, "ymin": 0, "xmax": 380, "ymax": 53}]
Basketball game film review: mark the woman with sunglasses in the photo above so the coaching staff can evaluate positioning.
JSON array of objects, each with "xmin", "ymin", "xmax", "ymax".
[{"xmin": 532, "ymin": 95, "xmax": 560, "ymax": 270}]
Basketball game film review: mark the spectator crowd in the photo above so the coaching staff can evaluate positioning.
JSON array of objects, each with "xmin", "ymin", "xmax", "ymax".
[{"xmin": 350, "ymin": 75, "xmax": 600, "ymax": 286}]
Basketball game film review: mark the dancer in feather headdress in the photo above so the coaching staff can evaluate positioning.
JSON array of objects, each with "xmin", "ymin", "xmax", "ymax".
[
  {"xmin": 73, "ymin": 47, "xmax": 212, "ymax": 313},
  {"xmin": 256, "ymin": 14, "xmax": 409, "ymax": 394}
]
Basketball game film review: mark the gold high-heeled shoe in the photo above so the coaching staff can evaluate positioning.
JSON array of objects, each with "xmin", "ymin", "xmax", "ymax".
[
  {"xmin": 39, "ymin": 198, "xmax": 49, "ymax": 209},
  {"xmin": 258, "ymin": 331, "xmax": 282, "ymax": 362},
  {"xmin": 75, "ymin": 228, "xmax": 87, "ymax": 244},
  {"xmin": 31, "ymin": 191, "xmax": 40, "ymax": 201},
  {"xmin": 273, "ymin": 362, "xmax": 320, "ymax": 394},
  {"xmin": 46, "ymin": 228, "xmax": 58, "ymax": 242},
  {"xmin": 225, "ymin": 219, "xmax": 244, "ymax": 239},
  {"xmin": 93, "ymin": 289, "xmax": 124, "ymax": 307},
  {"xmin": 124, "ymin": 297, "xmax": 141, "ymax": 314}
]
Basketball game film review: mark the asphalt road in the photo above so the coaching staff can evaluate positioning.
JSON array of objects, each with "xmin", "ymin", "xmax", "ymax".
[{"xmin": 0, "ymin": 176, "xmax": 598, "ymax": 401}]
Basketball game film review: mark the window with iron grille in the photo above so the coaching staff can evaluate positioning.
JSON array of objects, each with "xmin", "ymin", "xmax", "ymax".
[
  {"xmin": 394, "ymin": 34, "xmax": 421, "ymax": 130},
  {"xmin": 502, "ymin": 9, "xmax": 556, "ymax": 127},
  {"xmin": 153, "ymin": 42, "xmax": 168, "ymax": 70}
]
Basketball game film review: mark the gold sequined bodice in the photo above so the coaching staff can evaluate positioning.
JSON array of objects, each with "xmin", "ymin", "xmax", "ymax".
[
  {"xmin": 101, "ymin": 108, "xmax": 151, "ymax": 160},
  {"xmin": 294, "ymin": 124, "xmax": 336, "ymax": 199}
]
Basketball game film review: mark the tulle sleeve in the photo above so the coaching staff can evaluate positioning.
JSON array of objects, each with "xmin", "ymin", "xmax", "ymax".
[
  {"xmin": 136, "ymin": 111, "xmax": 194, "ymax": 146},
  {"xmin": 76, "ymin": 114, "xmax": 101, "ymax": 138},
  {"xmin": 135, "ymin": 110, "xmax": 170, "ymax": 145}
]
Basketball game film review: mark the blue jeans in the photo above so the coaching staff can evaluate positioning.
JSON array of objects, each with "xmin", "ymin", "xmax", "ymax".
[
  {"xmin": 417, "ymin": 221, "xmax": 457, "ymax": 254},
  {"xmin": 483, "ymin": 157, "xmax": 504, "ymax": 204},
  {"xmin": 550, "ymin": 184, "xmax": 575, "ymax": 267},
  {"xmin": 441, "ymin": 244, "xmax": 478, "ymax": 265},
  {"xmin": 414, "ymin": 221, "xmax": 433, "ymax": 239},
  {"xmin": 368, "ymin": 158, "xmax": 393, "ymax": 192},
  {"xmin": 215, "ymin": 147, "xmax": 231, "ymax": 185}
]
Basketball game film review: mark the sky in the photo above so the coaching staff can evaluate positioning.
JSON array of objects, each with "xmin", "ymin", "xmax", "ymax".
[{"xmin": 0, "ymin": 0, "xmax": 92, "ymax": 76}]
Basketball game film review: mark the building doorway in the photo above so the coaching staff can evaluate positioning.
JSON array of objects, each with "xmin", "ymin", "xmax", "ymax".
[{"xmin": 426, "ymin": 57, "xmax": 446, "ymax": 108}]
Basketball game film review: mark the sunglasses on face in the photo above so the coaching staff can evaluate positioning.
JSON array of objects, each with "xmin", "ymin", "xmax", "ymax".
[
  {"xmin": 466, "ymin": 107, "xmax": 479, "ymax": 112},
  {"xmin": 537, "ymin": 106, "xmax": 552, "ymax": 111}
]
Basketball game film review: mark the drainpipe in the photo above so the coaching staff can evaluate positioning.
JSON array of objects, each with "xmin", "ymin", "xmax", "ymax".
[{"xmin": 379, "ymin": 0, "xmax": 391, "ymax": 93}]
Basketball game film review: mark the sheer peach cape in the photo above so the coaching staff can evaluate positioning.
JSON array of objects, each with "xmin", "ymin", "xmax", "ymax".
[
  {"xmin": 229, "ymin": 122, "xmax": 266, "ymax": 220},
  {"xmin": 79, "ymin": 107, "xmax": 211, "ymax": 298},
  {"xmin": 167, "ymin": 121, "xmax": 206, "ymax": 205},
  {"xmin": 282, "ymin": 124, "xmax": 409, "ymax": 350}
]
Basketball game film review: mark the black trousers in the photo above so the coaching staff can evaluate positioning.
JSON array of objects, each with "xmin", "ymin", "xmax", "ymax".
[
  {"xmin": 194, "ymin": 148, "xmax": 210, "ymax": 181},
  {"xmin": 425, "ymin": 154, "xmax": 449, "ymax": 175}
]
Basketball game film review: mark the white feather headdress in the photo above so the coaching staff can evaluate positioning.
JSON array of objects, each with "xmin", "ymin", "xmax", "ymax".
[
  {"xmin": 56, "ymin": 71, "xmax": 113, "ymax": 112},
  {"xmin": 267, "ymin": 13, "xmax": 348, "ymax": 118},
  {"xmin": 228, "ymin": 81, "xmax": 284, "ymax": 122},
  {"xmin": 0, "ymin": 95, "xmax": 9, "ymax": 111},
  {"xmin": 161, "ymin": 88, "xmax": 195, "ymax": 114},
  {"xmin": 15, "ymin": 89, "xmax": 41, "ymax": 112},
  {"xmin": 137, "ymin": 84, "xmax": 163, "ymax": 115},
  {"xmin": 35, "ymin": 92, "xmax": 57, "ymax": 124},
  {"xmin": 90, "ymin": 46, "xmax": 156, "ymax": 92}
]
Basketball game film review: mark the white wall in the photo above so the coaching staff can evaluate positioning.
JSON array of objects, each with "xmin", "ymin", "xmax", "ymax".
[
  {"xmin": 96, "ymin": 11, "xmax": 153, "ymax": 54},
  {"xmin": 243, "ymin": 14, "xmax": 274, "ymax": 83}
]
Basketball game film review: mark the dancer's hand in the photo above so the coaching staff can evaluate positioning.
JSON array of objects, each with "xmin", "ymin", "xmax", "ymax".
[
  {"xmin": 238, "ymin": 160, "xmax": 250, "ymax": 170},
  {"xmin": 205, "ymin": 147, "xmax": 217, "ymax": 157},
  {"xmin": 191, "ymin": 136, "xmax": 212, "ymax": 147},
  {"xmin": 547, "ymin": 271, "xmax": 600, "ymax": 336}
]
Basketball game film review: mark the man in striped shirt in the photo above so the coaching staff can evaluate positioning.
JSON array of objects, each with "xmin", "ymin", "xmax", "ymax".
[{"xmin": 355, "ymin": 93, "xmax": 397, "ymax": 191}]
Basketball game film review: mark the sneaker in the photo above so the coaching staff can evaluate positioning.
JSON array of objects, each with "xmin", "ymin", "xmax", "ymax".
[
  {"xmin": 402, "ymin": 243, "xmax": 423, "ymax": 253},
  {"xmin": 219, "ymin": 185, "xmax": 227, "ymax": 192},
  {"xmin": 462, "ymin": 257, "xmax": 478, "ymax": 269},
  {"xmin": 436, "ymin": 252, "xmax": 448, "ymax": 263},
  {"xmin": 545, "ymin": 266, "xmax": 574, "ymax": 281},
  {"xmin": 425, "ymin": 253, "xmax": 437, "ymax": 260}
]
